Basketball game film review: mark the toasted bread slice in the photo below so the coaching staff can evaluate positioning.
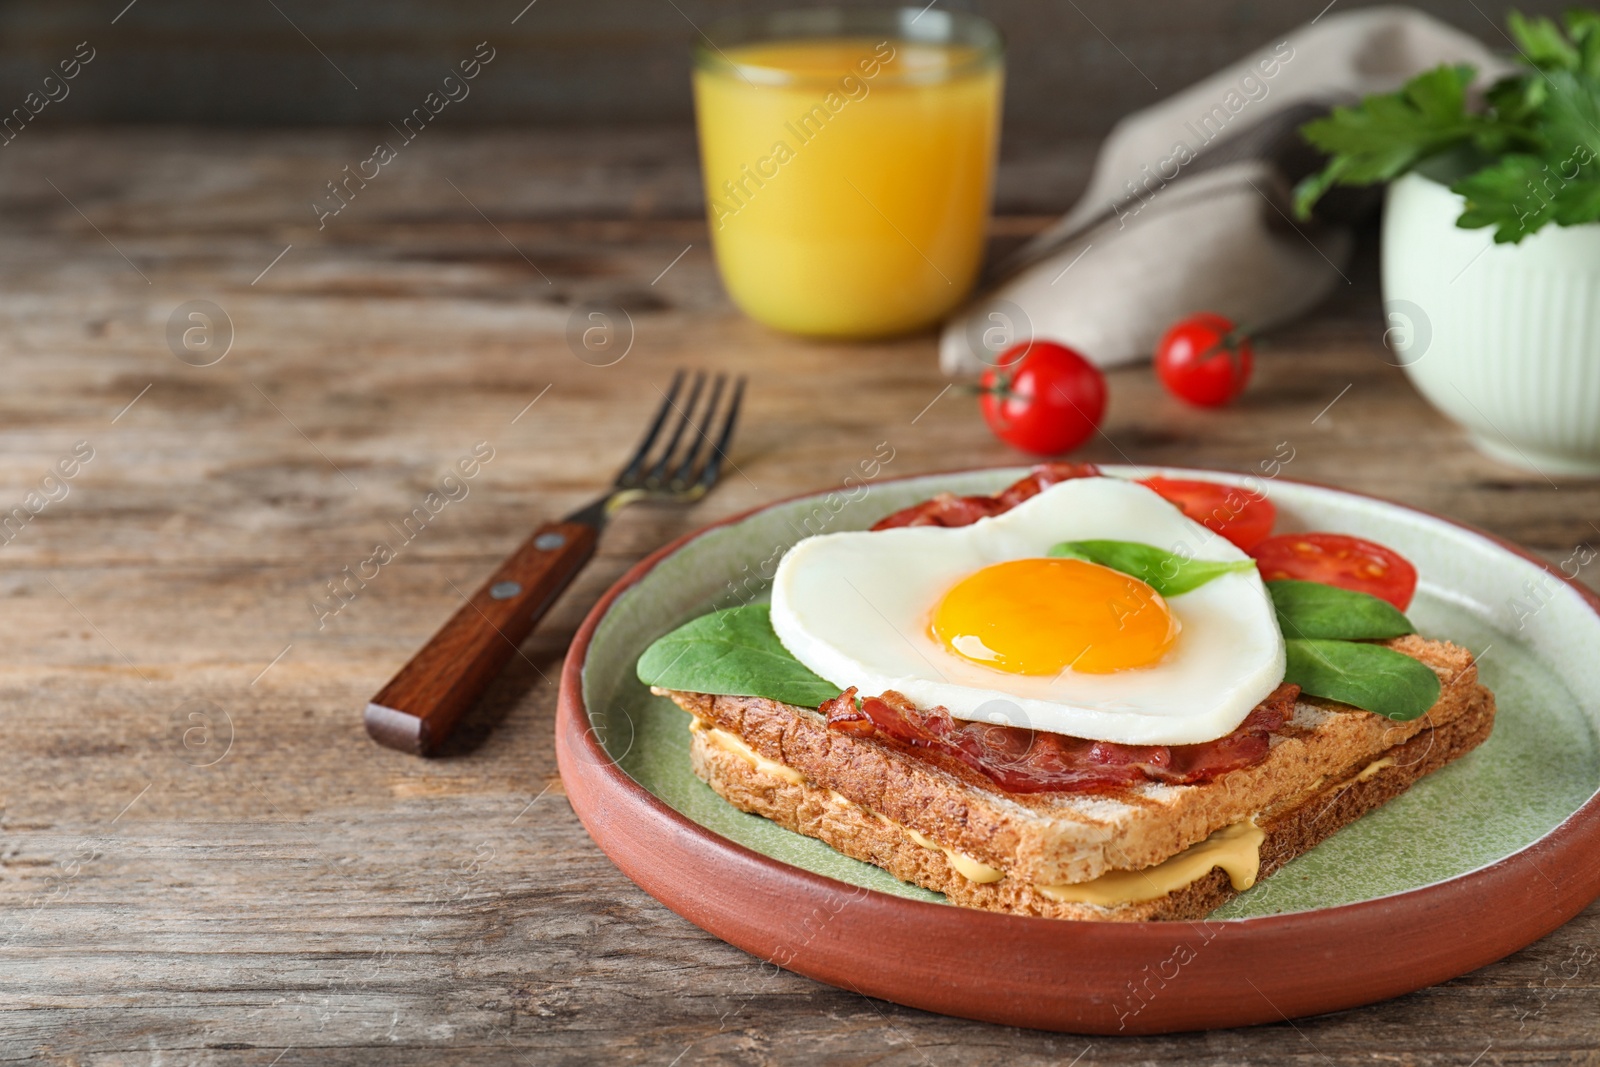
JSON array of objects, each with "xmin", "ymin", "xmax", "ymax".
[
  {"xmin": 689, "ymin": 684, "xmax": 1495, "ymax": 920},
  {"xmin": 658, "ymin": 635, "xmax": 1494, "ymax": 917}
]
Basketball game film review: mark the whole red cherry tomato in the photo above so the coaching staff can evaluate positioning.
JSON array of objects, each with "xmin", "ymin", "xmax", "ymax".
[
  {"xmin": 1155, "ymin": 313, "xmax": 1253, "ymax": 407},
  {"xmin": 1140, "ymin": 476, "xmax": 1277, "ymax": 551},
  {"xmin": 1252, "ymin": 532, "xmax": 1419, "ymax": 611},
  {"xmin": 980, "ymin": 342, "xmax": 1107, "ymax": 457}
]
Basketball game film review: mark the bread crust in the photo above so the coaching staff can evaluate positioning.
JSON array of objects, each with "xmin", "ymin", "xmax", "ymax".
[
  {"xmin": 689, "ymin": 685, "xmax": 1496, "ymax": 920},
  {"xmin": 660, "ymin": 635, "xmax": 1492, "ymax": 888}
]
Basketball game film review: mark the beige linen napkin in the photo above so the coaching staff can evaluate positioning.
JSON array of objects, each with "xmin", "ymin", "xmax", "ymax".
[{"xmin": 940, "ymin": 5, "xmax": 1508, "ymax": 373}]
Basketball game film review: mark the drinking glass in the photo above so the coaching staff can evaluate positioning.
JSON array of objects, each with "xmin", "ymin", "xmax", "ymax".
[{"xmin": 692, "ymin": 8, "xmax": 1004, "ymax": 338}]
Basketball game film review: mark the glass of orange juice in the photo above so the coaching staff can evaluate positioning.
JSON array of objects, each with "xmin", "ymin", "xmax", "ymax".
[{"xmin": 692, "ymin": 9, "xmax": 1003, "ymax": 338}]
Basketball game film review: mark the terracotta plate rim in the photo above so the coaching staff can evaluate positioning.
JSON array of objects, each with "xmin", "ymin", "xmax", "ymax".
[{"xmin": 555, "ymin": 465, "xmax": 1600, "ymax": 1033}]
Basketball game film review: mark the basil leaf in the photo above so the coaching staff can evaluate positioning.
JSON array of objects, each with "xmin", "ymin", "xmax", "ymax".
[
  {"xmin": 1284, "ymin": 638, "xmax": 1441, "ymax": 721},
  {"xmin": 636, "ymin": 604, "xmax": 839, "ymax": 708},
  {"xmin": 1267, "ymin": 579, "xmax": 1415, "ymax": 640},
  {"xmin": 1047, "ymin": 539, "xmax": 1256, "ymax": 597}
]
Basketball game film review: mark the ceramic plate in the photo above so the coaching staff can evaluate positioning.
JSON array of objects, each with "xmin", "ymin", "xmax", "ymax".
[{"xmin": 557, "ymin": 467, "xmax": 1600, "ymax": 1033}]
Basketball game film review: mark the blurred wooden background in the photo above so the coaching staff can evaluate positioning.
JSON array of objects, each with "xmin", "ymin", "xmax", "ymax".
[
  {"xmin": 0, "ymin": 0, "xmax": 1568, "ymax": 140},
  {"xmin": 4, "ymin": 1, "xmax": 1600, "ymax": 1060}
]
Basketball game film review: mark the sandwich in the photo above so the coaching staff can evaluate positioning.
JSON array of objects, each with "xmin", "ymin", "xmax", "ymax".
[{"xmin": 637, "ymin": 466, "xmax": 1495, "ymax": 921}]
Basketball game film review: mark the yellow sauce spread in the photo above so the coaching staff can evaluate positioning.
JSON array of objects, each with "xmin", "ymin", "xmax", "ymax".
[
  {"xmin": 1355, "ymin": 756, "xmax": 1395, "ymax": 782},
  {"xmin": 692, "ymin": 719, "xmax": 805, "ymax": 785},
  {"xmin": 904, "ymin": 826, "xmax": 1006, "ymax": 884},
  {"xmin": 1038, "ymin": 822, "xmax": 1265, "ymax": 906}
]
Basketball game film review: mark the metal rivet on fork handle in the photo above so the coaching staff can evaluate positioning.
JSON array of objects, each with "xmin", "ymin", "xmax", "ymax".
[
  {"xmin": 489, "ymin": 581, "xmax": 522, "ymax": 600},
  {"xmin": 534, "ymin": 532, "xmax": 566, "ymax": 551}
]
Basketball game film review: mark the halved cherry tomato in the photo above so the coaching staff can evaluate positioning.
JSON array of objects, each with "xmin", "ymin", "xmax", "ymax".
[
  {"xmin": 1251, "ymin": 532, "xmax": 1418, "ymax": 611},
  {"xmin": 1140, "ymin": 476, "xmax": 1277, "ymax": 552}
]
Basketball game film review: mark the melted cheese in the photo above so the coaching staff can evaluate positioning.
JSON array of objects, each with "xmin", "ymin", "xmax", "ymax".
[
  {"xmin": 1038, "ymin": 822, "xmax": 1264, "ymax": 906},
  {"xmin": 1355, "ymin": 756, "xmax": 1395, "ymax": 782},
  {"xmin": 691, "ymin": 720, "xmax": 805, "ymax": 785},
  {"xmin": 904, "ymin": 827, "xmax": 1006, "ymax": 884}
]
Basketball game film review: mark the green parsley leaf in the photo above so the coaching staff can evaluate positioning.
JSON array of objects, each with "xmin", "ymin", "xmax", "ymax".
[
  {"xmin": 1453, "ymin": 154, "xmax": 1559, "ymax": 241},
  {"xmin": 1569, "ymin": 10, "xmax": 1600, "ymax": 79},
  {"xmin": 1539, "ymin": 68, "xmax": 1600, "ymax": 167},
  {"xmin": 1485, "ymin": 71, "xmax": 1548, "ymax": 127},
  {"xmin": 1294, "ymin": 65, "xmax": 1488, "ymax": 217},
  {"xmin": 1510, "ymin": 11, "xmax": 1581, "ymax": 71},
  {"xmin": 1452, "ymin": 146, "xmax": 1600, "ymax": 243},
  {"xmin": 1295, "ymin": 9, "xmax": 1600, "ymax": 242}
]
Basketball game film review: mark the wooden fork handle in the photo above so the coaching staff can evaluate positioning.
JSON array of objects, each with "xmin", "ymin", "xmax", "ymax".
[{"xmin": 365, "ymin": 519, "xmax": 599, "ymax": 756}]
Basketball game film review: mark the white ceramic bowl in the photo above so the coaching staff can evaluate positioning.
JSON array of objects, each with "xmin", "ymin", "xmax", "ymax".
[{"xmin": 1382, "ymin": 170, "xmax": 1600, "ymax": 476}]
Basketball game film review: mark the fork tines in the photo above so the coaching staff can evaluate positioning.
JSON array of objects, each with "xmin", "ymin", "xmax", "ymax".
[{"xmin": 618, "ymin": 370, "xmax": 745, "ymax": 493}]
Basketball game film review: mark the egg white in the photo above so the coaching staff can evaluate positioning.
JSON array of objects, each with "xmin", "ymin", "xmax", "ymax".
[{"xmin": 768, "ymin": 476, "xmax": 1287, "ymax": 746}]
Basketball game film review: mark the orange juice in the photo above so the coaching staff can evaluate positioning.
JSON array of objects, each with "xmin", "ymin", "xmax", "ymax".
[{"xmin": 693, "ymin": 22, "xmax": 1002, "ymax": 338}]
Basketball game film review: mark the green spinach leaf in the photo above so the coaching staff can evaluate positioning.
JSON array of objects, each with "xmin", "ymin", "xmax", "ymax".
[
  {"xmin": 1285, "ymin": 638, "xmax": 1441, "ymax": 721},
  {"xmin": 1267, "ymin": 579, "xmax": 1414, "ymax": 640},
  {"xmin": 1047, "ymin": 539, "xmax": 1255, "ymax": 597},
  {"xmin": 636, "ymin": 604, "xmax": 838, "ymax": 708}
]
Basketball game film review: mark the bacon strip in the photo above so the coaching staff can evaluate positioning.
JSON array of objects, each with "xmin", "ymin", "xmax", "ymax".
[
  {"xmin": 821, "ymin": 684, "xmax": 1298, "ymax": 795},
  {"xmin": 869, "ymin": 462, "xmax": 1101, "ymax": 531}
]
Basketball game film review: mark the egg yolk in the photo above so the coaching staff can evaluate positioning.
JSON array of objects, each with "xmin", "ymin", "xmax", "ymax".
[{"xmin": 931, "ymin": 558, "xmax": 1179, "ymax": 675}]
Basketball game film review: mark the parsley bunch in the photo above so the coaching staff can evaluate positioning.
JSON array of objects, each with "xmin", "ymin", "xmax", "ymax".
[{"xmin": 1295, "ymin": 9, "xmax": 1600, "ymax": 243}]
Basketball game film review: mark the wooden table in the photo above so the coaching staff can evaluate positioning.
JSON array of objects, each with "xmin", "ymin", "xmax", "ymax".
[{"xmin": 3, "ymin": 128, "xmax": 1596, "ymax": 1064}]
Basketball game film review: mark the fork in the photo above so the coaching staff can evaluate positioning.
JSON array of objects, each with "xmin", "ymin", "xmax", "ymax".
[{"xmin": 365, "ymin": 370, "xmax": 746, "ymax": 756}]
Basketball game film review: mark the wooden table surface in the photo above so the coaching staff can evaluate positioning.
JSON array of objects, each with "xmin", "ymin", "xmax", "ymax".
[{"xmin": 3, "ymin": 128, "xmax": 1597, "ymax": 1065}]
